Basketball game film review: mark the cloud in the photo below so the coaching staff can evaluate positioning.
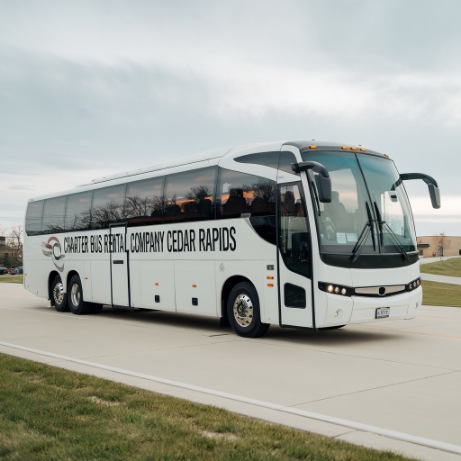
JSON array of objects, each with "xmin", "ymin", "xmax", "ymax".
[{"xmin": 0, "ymin": 1, "xmax": 460, "ymax": 234}]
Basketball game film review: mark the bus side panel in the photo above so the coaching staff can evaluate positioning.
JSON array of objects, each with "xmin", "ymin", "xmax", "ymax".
[
  {"xmin": 90, "ymin": 259, "xmax": 111, "ymax": 304},
  {"xmin": 24, "ymin": 236, "xmax": 55, "ymax": 301},
  {"xmin": 134, "ymin": 259, "xmax": 176, "ymax": 311},
  {"xmin": 24, "ymin": 260, "xmax": 51, "ymax": 301},
  {"xmin": 261, "ymin": 261, "xmax": 279, "ymax": 324},
  {"xmin": 175, "ymin": 260, "xmax": 217, "ymax": 316}
]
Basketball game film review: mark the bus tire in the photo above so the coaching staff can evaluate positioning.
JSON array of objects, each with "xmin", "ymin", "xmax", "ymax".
[
  {"xmin": 51, "ymin": 275, "xmax": 68, "ymax": 312},
  {"xmin": 67, "ymin": 275, "xmax": 90, "ymax": 315},
  {"xmin": 227, "ymin": 282, "xmax": 269, "ymax": 338}
]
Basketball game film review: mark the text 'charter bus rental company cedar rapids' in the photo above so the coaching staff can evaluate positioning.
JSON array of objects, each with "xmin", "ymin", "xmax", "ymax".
[{"xmin": 24, "ymin": 140, "xmax": 440, "ymax": 337}]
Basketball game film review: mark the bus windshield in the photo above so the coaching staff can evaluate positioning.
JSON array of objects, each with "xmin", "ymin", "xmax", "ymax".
[{"xmin": 302, "ymin": 150, "xmax": 417, "ymax": 263}]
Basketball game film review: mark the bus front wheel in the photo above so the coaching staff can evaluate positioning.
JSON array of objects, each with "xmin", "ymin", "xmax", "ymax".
[
  {"xmin": 51, "ymin": 275, "xmax": 68, "ymax": 312},
  {"xmin": 68, "ymin": 275, "xmax": 90, "ymax": 315},
  {"xmin": 227, "ymin": 282, "xmax": 269, "ymax": 338}
]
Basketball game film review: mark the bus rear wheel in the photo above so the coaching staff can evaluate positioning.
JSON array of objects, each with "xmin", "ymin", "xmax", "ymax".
[
  {"xmin": 51, "ymin": 275, "xmax": 68, "ymax": 312},
  {"xmin": 68, "ymin": 275, "xmax": 90, "ymax": 315},
  {"xmin": 227, "ymin": 282, "xmax": 269, "ymax": 338}
]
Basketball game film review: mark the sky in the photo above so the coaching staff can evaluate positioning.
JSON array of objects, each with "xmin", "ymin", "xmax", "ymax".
[{"xmin": 1, "ymin": 0, "xmax": 460, "ymax": 236}]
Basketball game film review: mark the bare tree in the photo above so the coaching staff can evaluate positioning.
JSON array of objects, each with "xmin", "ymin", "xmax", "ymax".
[
  {"xmin": 7, "ymin": 226, "xmax": 23, "ymax": 266},
  {"xmin": 437, "ymin": 232, "xmax": 445, "ymax": 260}
]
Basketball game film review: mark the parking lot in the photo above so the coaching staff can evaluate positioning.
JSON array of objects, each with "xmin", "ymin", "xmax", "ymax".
[{"xmin": 1, "ymin": 283, "xmax": 460, "ymax": 461}]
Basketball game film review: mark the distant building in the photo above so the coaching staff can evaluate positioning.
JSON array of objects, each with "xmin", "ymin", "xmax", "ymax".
[
  {"xmin": 417, "ymin": 235, "xmax": 461, "ymax": 258},
  {"xmin": 0, "ymin": 236, "xmax": 12, "ymax": 266}
]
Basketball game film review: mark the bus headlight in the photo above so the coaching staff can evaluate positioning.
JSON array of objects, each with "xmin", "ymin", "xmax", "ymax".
[
  {"xmin": 406, "ymin": 278, "xmax": 421, "ymax": 291},
  {"xmin": 319, "ymin": 282, "xmax": 353, "ymax": 297}
]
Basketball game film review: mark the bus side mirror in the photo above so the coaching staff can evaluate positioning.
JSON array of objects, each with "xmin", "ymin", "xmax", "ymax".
[
  {"xmin": 292, "ymin": 161, "xmax": 332, "ymax": 203},
  {"xmin": 315, "ymin": 174, "xmax": 332, "ymax": 203},
  {"xmin": 400, "ymin": 173, "xmax": 441, "ymax": 209},
  {"xmin": 427, "ymin": 183, "xmax": 441, "ymax": 209}
]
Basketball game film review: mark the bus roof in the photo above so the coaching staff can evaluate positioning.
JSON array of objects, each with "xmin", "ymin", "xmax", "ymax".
[
  {"xmin": 87, "ymin": 140, "xmax": 384, "ymax": 186},
  {"xmin": 27, "ymin": 140, "xmax": 385, "ymax": 202}
]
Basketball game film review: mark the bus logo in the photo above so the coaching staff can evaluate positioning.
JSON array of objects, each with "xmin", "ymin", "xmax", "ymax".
[{"xmin": 42, "ymin": 236, "xmax": 65, "ymax": 272}]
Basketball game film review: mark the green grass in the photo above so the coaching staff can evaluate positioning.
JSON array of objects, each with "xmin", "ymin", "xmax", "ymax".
[
  {"xmin": 0, "ymin": 274, "xmax": 23, "ymax": 284},
  {"xmin": 420, "ymin": 258, "xmax": 461, "ymax": 307},
  {"xmin": 421, "ymin": 280, "xmax": 461, "ymax": 307},
  {"xmin": 420, "ymin": 257, "xmax": 461, "ymax": 277},
  {"xmin": 0, "ymin": 354, "xmax": 416, "ymax": 461}
]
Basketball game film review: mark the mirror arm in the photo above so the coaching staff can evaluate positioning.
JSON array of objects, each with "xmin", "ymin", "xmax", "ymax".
[
  {"xmin": 292, "ymin": 161, "xmax": 329, "ymax": 178},
  {"xmin": 292, "ymin": 161, "xmax": 332, "ymax": 203},
  {"xmin": 400, "ymin": 173, "xmax": 441, "ymax": 209}
]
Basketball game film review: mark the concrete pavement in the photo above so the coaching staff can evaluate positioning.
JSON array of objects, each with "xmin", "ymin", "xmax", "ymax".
[{"xmin": 1, "ymin": 283, "xmax": 461, "ymax": 461}]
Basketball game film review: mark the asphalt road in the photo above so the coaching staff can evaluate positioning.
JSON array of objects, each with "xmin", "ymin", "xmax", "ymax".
[{"xmin": 1, "ymin": 283, "xmax": 460, "ymax": 461}]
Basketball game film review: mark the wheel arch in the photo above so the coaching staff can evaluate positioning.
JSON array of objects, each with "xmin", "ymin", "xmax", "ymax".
[
  {"xmin": 66, "ymin": 270, "xmax": 80, "ymax": 287},
  {"xmin": 48, "ymin": 271, "xmax": 61, "ymax": 305},
  {"xmin": 65, "ymin": 270, "xmax": 80, "ymax": 299},
  {"xmin": 221, "ymin": 275, "xmax": 256, "ymax": 318}
]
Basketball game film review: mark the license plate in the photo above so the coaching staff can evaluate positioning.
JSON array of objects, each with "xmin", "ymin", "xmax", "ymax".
[{"xmin": 376, "ymin": 307, "xmax": 390, "ymax": 319}]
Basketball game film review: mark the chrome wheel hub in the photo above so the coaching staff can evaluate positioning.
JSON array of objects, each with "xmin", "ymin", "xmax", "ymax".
[
  {"xmin": 53, "ymin": 283, "xmax": 64, "ymax": 305},
  {"xmin": 70, "ymin": 283, "xmax": 81, "ymax": 306},
  {"xmin": 233, "ymin": 294, "xmax": 253, "ymax": 328}
]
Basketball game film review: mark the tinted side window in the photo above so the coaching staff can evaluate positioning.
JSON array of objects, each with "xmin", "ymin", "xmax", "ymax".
[
  {"xmin": 65, "ymin": 191, "xmax": 92, "ymax": 231},
  {"xmin": 25, "ymin": 200, "xmax": 44, "ymax": 236},
  {"xmin": 234, "ymin": 151, "xmax": 298, "ymax": 175},
  {"xmin": 91, "ymin": 185, "xmax": 127, "ymax": 229},
  {"xmin": 43, "ymin": 196, "xmax": 67, "ymax": 233},
  {"xmin": 125, "ymin": 177, "xmax": 165, "ymax": 225},
  {"xmin": 217, "ymin": 169, "xmax": 276, "ymax": 219},
  {"xmin": 279, "ymin": 151, "xmax": 298, "ymax": 175},
  {"xmin": 235, "ymin": 152, "xmax": 280, "ymax": 168},
  {"xmin": 163, "ymin": 167, "xmax": 217, "ymax": 223}
]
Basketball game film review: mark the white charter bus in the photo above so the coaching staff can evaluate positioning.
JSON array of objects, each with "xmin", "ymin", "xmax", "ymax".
[{"xmin": 24, "ymin": 141, "xmax": 440, "ymax": 337}]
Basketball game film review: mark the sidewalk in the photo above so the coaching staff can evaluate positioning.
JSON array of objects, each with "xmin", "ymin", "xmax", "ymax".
[
  {"xmin": 420, "ymin": 273, "xmax": 461, "ymax": 286},
  {"xmin": 419, "ymin": 256, "xmax": 461, "ymax": 286},
  {"xmin": 419, "ymin": 256, "xmax": 459, "ymax": 265}
]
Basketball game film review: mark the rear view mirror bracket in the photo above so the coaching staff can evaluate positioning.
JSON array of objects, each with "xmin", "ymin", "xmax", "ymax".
[
  {"xmin": 400, "ymin": 173, "xmax": 441, "ymax": 209},
  {"xmin": 292, "ymin": 161, "xmax": 332, "ymax": 203}
]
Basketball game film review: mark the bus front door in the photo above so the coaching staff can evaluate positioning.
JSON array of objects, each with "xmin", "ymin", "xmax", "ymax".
[
  {"xmin": 277, "ymin": 184, "xmax": 314, "ymax": 328},
  {"xmin": 109, "ymin": 224, "xmax": 131, "ymax": 308}
]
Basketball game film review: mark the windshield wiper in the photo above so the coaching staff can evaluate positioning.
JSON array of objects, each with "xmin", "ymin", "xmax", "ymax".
[
  {"xmin": 373, "ymin": 202, "xmax": 409, "ymax": 260},
  {"xmin": 351, "ymin": 202, "xmax": 375, "ymax": 263}
]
